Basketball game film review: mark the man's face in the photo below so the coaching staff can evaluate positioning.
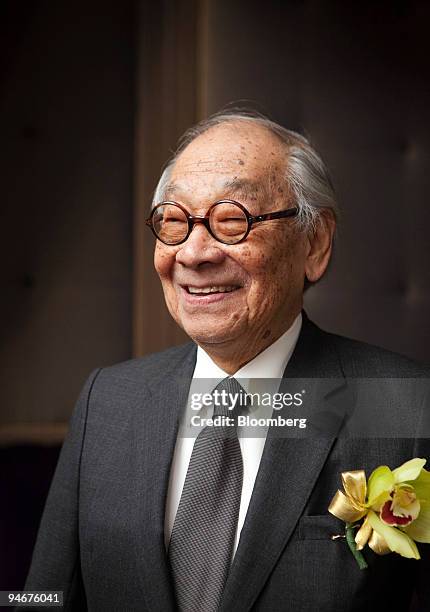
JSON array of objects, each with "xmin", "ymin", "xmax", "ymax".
[{"xmin": 154, "ymin": 122, "xmax": 312, "ymax": 362}]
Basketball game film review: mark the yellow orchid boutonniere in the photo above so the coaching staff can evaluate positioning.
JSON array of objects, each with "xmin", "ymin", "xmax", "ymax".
[{"xmin": 329, "ymin": 458, "xmax": 430, "ymax": 569}]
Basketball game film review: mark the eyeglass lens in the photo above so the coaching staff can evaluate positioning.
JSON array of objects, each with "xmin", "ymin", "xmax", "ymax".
[{"xmin": 152, "ymin": 203, "xmax": 249, "ymax": 245}]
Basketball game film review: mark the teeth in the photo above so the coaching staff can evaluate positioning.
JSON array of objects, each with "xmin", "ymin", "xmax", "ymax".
[{"xmin": 187, "ymin": 285, "xmax": 237, "ymax": 294}]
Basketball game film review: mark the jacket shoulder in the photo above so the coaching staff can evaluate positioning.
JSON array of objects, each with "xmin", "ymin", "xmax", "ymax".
[
  {"xmin": 95, "ymin": 341, "xmax": 197, "ymax": 383},
  {"xmin": 321, "ymin": 328, "xmax": 429, "ymax": 378}
]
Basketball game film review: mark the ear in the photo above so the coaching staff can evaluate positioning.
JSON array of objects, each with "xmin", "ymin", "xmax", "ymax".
[{"xmin": 304, "ymin": 210, "xmax": 336, "ymax": 283}]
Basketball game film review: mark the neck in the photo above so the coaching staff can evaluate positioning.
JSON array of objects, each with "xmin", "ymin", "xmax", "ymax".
[{"xmin": 198, "ymin": 312, "xmax": 300, "ymax": 374}]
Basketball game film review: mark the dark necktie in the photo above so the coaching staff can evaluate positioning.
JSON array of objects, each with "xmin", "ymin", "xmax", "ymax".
[{"xmin": 168, "ymin": 377, "xmax": 245, "ymax": 612}]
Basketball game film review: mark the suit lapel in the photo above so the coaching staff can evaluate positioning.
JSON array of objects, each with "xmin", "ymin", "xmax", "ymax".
[
  {"xmin": 133, "ymin": 344, "xmax": 197, "ymax": 612},
  {"xmin": 220, "ymin": 315, "xmax": 347, "ymax": 612}
]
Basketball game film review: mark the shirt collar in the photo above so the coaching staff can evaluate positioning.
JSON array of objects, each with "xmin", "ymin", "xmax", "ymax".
[
  {"xmin": 183, "ymin": 313, "xmax": 302, "ymax": 426},
  {"xmin": 193, "ymin": 312, "xmax": 302, "ymax": 388}
]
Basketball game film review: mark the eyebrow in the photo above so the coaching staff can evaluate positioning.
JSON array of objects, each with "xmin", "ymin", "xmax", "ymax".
[
  {"xmin": 220, "ymin": 178, "xmax": 265, "ymax": 199},
  {"xmin": 163, "ymin": 177, "xmax": 266, "ymax": 202}
]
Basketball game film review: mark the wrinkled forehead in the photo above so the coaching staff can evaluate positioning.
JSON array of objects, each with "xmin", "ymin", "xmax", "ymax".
[{"xmin": 166, "ymin": 122, "xmax": 287, "ymax": 205}]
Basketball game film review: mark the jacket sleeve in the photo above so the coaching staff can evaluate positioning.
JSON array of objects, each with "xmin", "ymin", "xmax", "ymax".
[{"xmin": 22, "ymin": 368, "xmax": 101, "ymax": 611}]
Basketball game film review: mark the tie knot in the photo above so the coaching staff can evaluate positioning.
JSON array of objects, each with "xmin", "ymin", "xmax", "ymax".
[{"xmin": 212, "ymin": 377, "xmax": 248, "ymax": 419}]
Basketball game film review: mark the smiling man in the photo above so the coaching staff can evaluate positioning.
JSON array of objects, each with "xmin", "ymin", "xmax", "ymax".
[
  {"xmin": 24, "ymin": 111, "xmax": 430, "ymax": 611},
  {"xmin": 150, "ymin": 119, "xmax": 334, "ymax": 373}
]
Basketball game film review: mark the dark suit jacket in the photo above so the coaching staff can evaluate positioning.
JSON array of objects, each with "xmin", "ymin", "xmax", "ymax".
[{"xmin": 24, "ymin": 314, "xmax": 430, "ymax": 611}]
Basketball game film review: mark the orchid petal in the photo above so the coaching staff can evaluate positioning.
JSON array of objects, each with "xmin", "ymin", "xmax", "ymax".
[
  {"xmin": 392, "ymin": 458, "xmax": 426, "ymax": 484},
  {"xmin": 367, "ymin": 510, "xmax": 420, "ymax": 559},
  {"xmin": 367, "ymin": 466, "xmax": 394, "ymax": 507},
  {"xmin": 391, "ymin": 487, "xmax": 420, "ymax": 521},
  {"xmin": 368, "ymin": 491, "xmax": 392, "ymax": 512},
  {"xmin": 404, "ymin": 502, "xmax": 430, "ymax": 543},
  {"xmin": 407, "ymin": 468, "xmax": 430, "ymax": 502}
]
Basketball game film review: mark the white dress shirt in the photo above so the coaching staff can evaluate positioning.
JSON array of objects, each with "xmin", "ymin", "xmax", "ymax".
[{"xmin": 164, "ymin": 313, "xmax": 302, "ymax": 556}]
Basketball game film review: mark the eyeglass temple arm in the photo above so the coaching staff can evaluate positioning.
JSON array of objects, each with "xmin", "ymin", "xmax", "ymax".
[{"xmin": 250, "ymin": 207, "xmax": 299, "ymax": 223}]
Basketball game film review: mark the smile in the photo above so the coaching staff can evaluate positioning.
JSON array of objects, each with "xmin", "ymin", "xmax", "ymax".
[
  {"xmin": 186, "ymin": 285, "xmax": 239, "ymax": 295},
  {"xmin": 180, "ymin": 284, "xmax": 242, "ymax": 307}
]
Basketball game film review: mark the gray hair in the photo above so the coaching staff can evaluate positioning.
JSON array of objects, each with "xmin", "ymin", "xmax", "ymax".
[{"xmin": 153, "ymin": 109, "xmax": 338, "ymax": 232}]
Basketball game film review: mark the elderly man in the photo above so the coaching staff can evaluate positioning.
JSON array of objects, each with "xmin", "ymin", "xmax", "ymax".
[{"xmin": 25, "ymin": 111, "xmax": 429, "ymax": 611}]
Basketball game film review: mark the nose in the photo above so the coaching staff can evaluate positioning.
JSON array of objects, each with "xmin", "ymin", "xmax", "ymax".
[{"xmin": 175, "ymin": 223, "xmax": 226, "ymax": 268}]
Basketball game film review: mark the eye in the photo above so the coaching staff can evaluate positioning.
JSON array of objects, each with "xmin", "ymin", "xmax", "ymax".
[
  {"xmin": 164, "ymin": 212, "xmax": 186, "ymax": 223},
  {"xmin": 210, "ymin": 203, "xmax": 248, "ymax": 238},
  {"xmin": 158, "ymin": 205, "xmax": 187, "ymax": 225},
  {"xmin": 164, "ymin": 216, "xmax": 185, "ymax": 224},
  {"xmin": 216, "ymin": 217, "xmax": 247, "ymax": 234},
  {"xmin": 152, "ymin": 204, "xmax": 189, "ymax": 243},
  {"xmin": 217, "ymin": 214, "xmax": 245, "ymax": 223}
]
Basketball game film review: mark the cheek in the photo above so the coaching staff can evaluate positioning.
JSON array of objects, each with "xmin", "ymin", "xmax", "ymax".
[
  {"xmin": 154, "ymin": 245, "xmax": 175, "ymax": 279},
  {"xmin": 246, "ymin": 239, "xmax": 304, "ymax": 305},
  {"xmin": 154, "ymin": 248, "xmax": 179, "ymax": 316}
]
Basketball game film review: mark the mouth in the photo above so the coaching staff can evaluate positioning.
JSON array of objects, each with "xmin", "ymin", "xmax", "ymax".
[
  {"xmin": 179, "ymin": 284, "xmax": 242, "ymax": 306},
  {"xmin": 185, "ymin": 285, "xmax": 240, "ymax": 295}
]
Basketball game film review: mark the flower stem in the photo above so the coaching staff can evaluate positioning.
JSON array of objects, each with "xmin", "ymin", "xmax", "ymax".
[{"xmin": 345, "ymin": 523, "xmax": 368, "ymax": 570}]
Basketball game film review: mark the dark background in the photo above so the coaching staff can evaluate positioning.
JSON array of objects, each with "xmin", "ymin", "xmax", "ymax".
[{"xmin": 1, "ymin": 0, "xmax": 429, "ymax": 590}]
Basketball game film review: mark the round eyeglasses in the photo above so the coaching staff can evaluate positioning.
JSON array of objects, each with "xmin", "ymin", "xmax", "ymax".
[{"xmin": 145, "ymin": 200, "xmax": 299, "ymax": 246}]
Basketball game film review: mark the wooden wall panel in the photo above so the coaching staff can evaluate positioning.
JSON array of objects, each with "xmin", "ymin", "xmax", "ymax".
[
  {"xmin": 133, "ymin": 0, "xmax": 208, "ymax": 356},
  {"xmin": 0, "ymin": 1, "xmax": 134, "ymax": 442}
]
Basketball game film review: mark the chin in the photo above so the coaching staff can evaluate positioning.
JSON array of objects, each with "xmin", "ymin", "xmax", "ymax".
[{"xmin": 181, "ymin": 323, "xmax": 239, "ymax": 347}]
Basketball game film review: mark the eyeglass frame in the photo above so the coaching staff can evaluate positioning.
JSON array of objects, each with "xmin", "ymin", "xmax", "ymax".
[{"xmin": 145, "ymin": 199, "xmax": 300, "ymax": 245}]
